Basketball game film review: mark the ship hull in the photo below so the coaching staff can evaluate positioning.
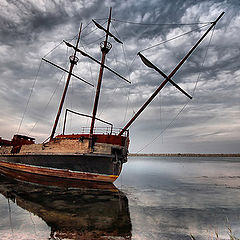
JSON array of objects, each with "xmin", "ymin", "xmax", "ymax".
[{"xmin": 0, "ymin": 153, "xmax": 122, "ymax": 183}]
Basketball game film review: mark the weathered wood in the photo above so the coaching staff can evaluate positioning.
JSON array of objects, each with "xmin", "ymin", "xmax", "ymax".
[
  {"xmin": 0, "ymin": 161, "xmax": 118, "ymax": 182},
  {"xmin": 0, "ymin": 146, "xmax": 12, "ymax": 154},
  {"xmin": 0, "ymin": 167, "xmax": 117, "ymax": 190}
]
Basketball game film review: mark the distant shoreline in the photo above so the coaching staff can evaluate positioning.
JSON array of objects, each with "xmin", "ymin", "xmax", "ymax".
[{"xmin": 129, "ymin": 153, "xmax": 240, "ymax": 157}]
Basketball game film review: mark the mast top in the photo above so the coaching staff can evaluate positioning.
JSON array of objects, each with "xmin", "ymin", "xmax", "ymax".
[{"xmin": 92, "ymin": 8, "xmax": 123, "ymax": 45}]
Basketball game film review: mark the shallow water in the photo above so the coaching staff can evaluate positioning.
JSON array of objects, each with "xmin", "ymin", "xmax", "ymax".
[
  {"xmin": 1, "ymin": 156, "xmax": 240, "ymax": 239},
  {"xmin": 115, "ymin": 156, "xmax": 240, "ymax": 240}
]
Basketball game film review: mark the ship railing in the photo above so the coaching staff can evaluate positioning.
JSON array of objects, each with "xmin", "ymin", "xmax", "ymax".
[
  {"xmin": 81, "ymin": 127, "xmax": 129, "ymax": 137},
  {"xmin": 62, "ymin": 109, "xmax": 128, "ymax": 137},
  {"xmin": 63, "ymin": 109, "xmax": 113, "ymax": 134}
]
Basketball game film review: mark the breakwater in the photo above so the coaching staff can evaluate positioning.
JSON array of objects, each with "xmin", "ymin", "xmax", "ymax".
[{"xmin": 129, "ymin": 153, "xmax": 240, "ymax": 157}]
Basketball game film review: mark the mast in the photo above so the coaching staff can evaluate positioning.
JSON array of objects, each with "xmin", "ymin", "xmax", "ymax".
[
  {"xmin": 89, "ymin": 7, "xmax": 112, "ymax": 135},
  {"xmin": 50, "ymin": 24, "xmax": 82, "ymax": 141},
  {"xmin": 118, "ymin": 12, "xmax": 224, "ymax": 136}
]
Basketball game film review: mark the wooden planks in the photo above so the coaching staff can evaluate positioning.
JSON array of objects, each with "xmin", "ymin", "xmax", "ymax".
[{"xmin": 0, "ymin": 161, "xmax": 118, "ymax": 183}]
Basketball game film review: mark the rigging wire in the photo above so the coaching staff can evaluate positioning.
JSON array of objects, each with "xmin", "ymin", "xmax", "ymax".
[
  {"xmin": 28, "ymin": 71, "xmax": 66, "ymax": 136},
  {"xmin": 81, "ymin": 20, "xmax": 108, "ymax": 39},
  {"xmin": 136, "ymin": 26, "xmax": 216, "ymax": 153},
  {"xmin": 112, "ymin": 20, "xmax": 139, "ymax": 118},
  {"xmin": 136, "ymin": 100, "xmax": 190, "ymax": 153},
  {"xmin": 139, "ymin": 23, "xmax": 210, "ymax": 52},
  {"xmin": 112, "ymin": 18, "xmax": 212, "ymax": 26},
  {"xmin": 17, "ymin": 60, "xmax": 43, "ymax": 134},
  {"xmin": 28, "ymin": 48, "xmax": 69, "ymax": 135},
  {"xmin": 81, "ymin": 35, "xmax": 105, "ymax": 46},
  {"xmin": 111, "ymin": 21, "xmax": 122, "ymax": 41},
  {"xmin": 25, "ymin": 21, "xmax": 100, "ymax": 136},
  {"xmin": 158, "ymin": 91, "xmax": 164, "ymax": 144},
  {"xmin": 68, "ymin": 20, "xmax": 95, "ymax": 41},
  {"xmin": 125, "ymin": 54, "xmax": 139, "ymax": 116},
  {"xmin": 93, "ymin": 18, "xmax": 108, "ymax": 21},
  {"xmin": 78, "ymin": 41, "xmax": 96, "ymax": 127},
  {"xmin": 96, "ymin": 21, "xmax": 131, "ymax": 120},
  {"xmin": 20, "ymin": 22, "xmax": 96, "ymax": 135},
  {"xmin": 191, "ymin": 26, "xmax": 216, "ymax": 97},
  {"xmin": 97, "ymin": 56, "xmax": 120, "ymax": 119},
  {"xmin": 43, "ymin": 42, "xmax": 64, "ymax": 58},
  {"xmin": 112, "ymin": 21, "xmax": 132, "ymax": 124},
  {"xmin": 43, "ymin": 20, "xmax": 94, "ymax": 59}
]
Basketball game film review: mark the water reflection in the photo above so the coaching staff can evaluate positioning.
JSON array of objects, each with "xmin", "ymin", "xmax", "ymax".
[{"xmin": 0, "ymin": 174, "xmax": 132, "ymax": 240}]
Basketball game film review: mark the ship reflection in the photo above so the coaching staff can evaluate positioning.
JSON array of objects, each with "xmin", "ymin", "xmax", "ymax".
[{"xmin": 0, "ymin": 174, "xmax": 132, "ymax": 240}]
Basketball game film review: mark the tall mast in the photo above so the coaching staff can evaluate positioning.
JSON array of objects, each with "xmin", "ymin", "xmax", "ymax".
[
  {"xmin": 50, "ymin": 24, "xmax": 83, "ymax": 140},
  {"xmin": 118, "ymin": 12, "xmax": 224, "ymax": 136},
  {"xmin": 89, "ymin": 7, "xmax": 112, "ymax": 135}
]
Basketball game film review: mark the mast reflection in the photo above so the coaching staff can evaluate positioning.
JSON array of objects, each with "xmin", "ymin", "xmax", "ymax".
[{"xmin": 0, "ymin": 173, "xmax": 132, "ymax": 239}]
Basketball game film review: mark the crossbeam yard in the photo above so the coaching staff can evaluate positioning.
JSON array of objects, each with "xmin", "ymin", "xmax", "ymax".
[
  {"xmin": 42, "ymin": 58, "xmax": 94, "ymax": 87},
  {"xmin": 138, "ymin": 52, "xmax": 192, "ymax": 99},
  {"xmin": 64, "ymin": 41, "xmax": 131, "ymax": 84},
  {"xmin": 118, "ymin": 12, "xmax": 225, "ymax": 136},
  {"xmin": 92, "ymin": 19, "xmax": 123, "ymax": 44}
]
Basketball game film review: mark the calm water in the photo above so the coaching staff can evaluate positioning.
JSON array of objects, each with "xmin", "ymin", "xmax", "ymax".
[{"xmin": 1, "ymin": 156, "xmax": 240, "ymax": 240}]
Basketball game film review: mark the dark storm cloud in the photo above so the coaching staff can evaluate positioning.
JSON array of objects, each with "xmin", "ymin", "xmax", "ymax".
[{"xmin": 0, "ymin": 0, "xmax": 239, "ymax": 153}]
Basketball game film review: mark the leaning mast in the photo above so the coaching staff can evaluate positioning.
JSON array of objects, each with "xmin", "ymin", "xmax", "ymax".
[{"xmin": 118, "ymin": 12, "xmax": 224, "ymax": 136}]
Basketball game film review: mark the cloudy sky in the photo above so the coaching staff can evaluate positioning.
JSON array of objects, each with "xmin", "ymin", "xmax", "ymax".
[{"xmin": 0, "ymin": 0, "xmax": 239, "ymax": 153}]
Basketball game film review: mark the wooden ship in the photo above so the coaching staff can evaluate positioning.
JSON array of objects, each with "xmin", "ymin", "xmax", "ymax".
[{"xmin": 0, "ymin": 9, "xmax": 224, "ymax": 183}]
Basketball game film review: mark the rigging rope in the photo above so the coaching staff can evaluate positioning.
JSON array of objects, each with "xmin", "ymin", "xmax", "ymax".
[
  {"xmin": 112, "ymin": 22, "xmax": 133, "ymax": 124},
  {"xmin": 93, "ymin": 18, "xmax": 108, "ymax": 21},
  {"xmin": 82, "ymin": 35, "xmax": 105, "ymax": 46},
  {"xmin": 24, "ymin": 21, "xmax": 99, "ymax": 136},
  {"xmin": 28, "ymin": 71, "xmax": 66, "ymax": 135},
  {"xmin": 17, "ymin": 60, "xmax": 43, "ymax": 134},
  {"xmin": 28, "ymin": 48, "xmax": 69, "ymax": 135},
  {"xmin": 158, "ymin": 91, "xmax": 163, "ymax": 144},
  {"xmin": 139, "ymin": 23, "xmax": 210, "ymax": 52},
  {"xmin": 81, "ymin": 20, "xmax": 108, "ymax": 39},
  {"xmin": 121, "ymin": 43, "xmax": 132, "ymax": 124},
  {"xmin": 43, "ymin": 20, "xmax": 95, "ymax": 59},
  {"xmin": 77, "ymin": 41, "xmax": 96, "ymax": 128},
  {"xmin": 136, "ymin": 26, "xmax": 216, "ymax": 153},
  {"xmin": 191, "ymin": 26, "xmax": 215, "ymax": 98},
  {"xmin": 43, "ymin": 42, "xmax": 64, "ymax": 58},
  {"xmin": 112, "ymin": 18, "xmax": 212, "ymax": 26},
  {"xmin": 97, "ymin": 56, "xmax": 120, "ymax": 119}
]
